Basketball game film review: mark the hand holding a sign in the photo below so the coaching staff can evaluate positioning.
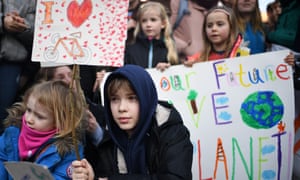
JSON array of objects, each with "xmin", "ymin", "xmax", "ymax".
[
  {"xmin": 85, "ymin": 109, "xmax": 104, "ymax": 146},
  {"xmin": 284, "ymin": 52, "xmax": 295, "ymax": 66},
  {"xmin": 72, "ymin": 159, "xmax": 95, "ymax": 180},
  {"xmin": 93, "ymin": 70, "xmax": 106, "ymax": 92},
  {"xmin": 156, "ymin": 62, "xmax": 171, "ymax": 72},
  {"xmin": 3, "ymin": 12, "xmax": 27, "ymax": 32}
]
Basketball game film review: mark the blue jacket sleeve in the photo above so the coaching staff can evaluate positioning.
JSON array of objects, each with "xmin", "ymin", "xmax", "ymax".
[
  {"xmin": 36, "ymin": 143, "xmax": 84, "ymax": 179},
  {"xmin": 0, "ymin": 127, "xmax": 20, "ymax": 180}
]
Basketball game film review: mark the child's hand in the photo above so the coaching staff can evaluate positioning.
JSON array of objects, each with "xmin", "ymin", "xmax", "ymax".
[
  {"xmin": 86, "ymin": 110, "xmax": 99, "ymax": 134},
  {"xmin": 4, "ymin": 12, "xmax": 27, "ymax": 32},
  {"xmin": 127, "ymin": 18, "xmax": 136, "ymax": 30},
  {"xmin": 93, "ymin": 70, "xmax": 106, "ymax": 92},
  {"xmin": 284, "ymin": 52, "xmax": 295, "ymax": 66},
  {"xmin": 183, "ymin": 60, "xmax": 196, "ymax": 67},
  {"xmin": 155, "ymin": 62, "xmax": 170, "ymax": 72},
  {"xmin": 72, "ymin": 159, "xmax": 94, "ymax": 180},
  {"xmin": 85, "ymin": 109, "xmax": 103, "ymax": 145},
  {"xmin": 184, "ymin": 52, "xmax": 201, "ymax": 67}
]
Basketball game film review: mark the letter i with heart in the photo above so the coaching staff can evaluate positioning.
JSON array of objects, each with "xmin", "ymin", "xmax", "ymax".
[{"xmin": 67, "ymin": 0, "xmax": 93, "ymax": 28}]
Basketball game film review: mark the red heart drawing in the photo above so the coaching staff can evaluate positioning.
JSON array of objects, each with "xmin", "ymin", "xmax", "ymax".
[{"xmin": 67, "ymin": 0, "xmax": 92, "ymax": 28}]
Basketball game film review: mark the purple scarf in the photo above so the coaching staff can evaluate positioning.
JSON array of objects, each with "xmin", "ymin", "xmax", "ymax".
[{"xmin": 18, "ymin": 115, "xmax": 57, "ymax": 160}]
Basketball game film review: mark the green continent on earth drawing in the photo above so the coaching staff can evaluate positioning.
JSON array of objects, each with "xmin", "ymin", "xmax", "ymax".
[{"xmin": 240, "ymin": 91, "xmax": 284, "ymax": 129}]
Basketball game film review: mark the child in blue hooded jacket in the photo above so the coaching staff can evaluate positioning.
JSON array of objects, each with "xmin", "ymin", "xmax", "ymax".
[
  {"xmin": 0, "ymin": 81, "xmax": 86, "ymax": 179},
  {"xmin": 72, "ymin": 64, "xmax": 193, "ymax": 180}
]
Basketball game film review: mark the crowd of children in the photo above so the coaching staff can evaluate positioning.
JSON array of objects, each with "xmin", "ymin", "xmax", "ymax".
[{"xmin": 0, "ymin": 0, "xmax": 299, "ymax": 179}]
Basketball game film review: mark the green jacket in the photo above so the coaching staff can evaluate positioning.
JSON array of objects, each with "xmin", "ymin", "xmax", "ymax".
[{"xmin": 267, "ymin": 0, "xmax": 300, "ymax": 52}]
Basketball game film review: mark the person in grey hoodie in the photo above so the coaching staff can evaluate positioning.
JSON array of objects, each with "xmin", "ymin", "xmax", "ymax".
[{"xmin": 0, "ymin": 0, "xmax": 39, "ymax": 129}]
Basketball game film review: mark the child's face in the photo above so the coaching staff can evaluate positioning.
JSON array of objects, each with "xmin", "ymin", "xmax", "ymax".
[
  {"xmin": 24, "ymin": 95, "xmax": 55, "ymax": 132},
  {"xmin": 237, "ymin": 0, "xmax": 257, "ymax": 14},
  {"xmin": 272, "ymin": 2, "xmax": 281, "ymax": 22},
  {"xmin": 273, "ymin": 2, "xmax": 281, "ymax": 15},
  {"xmin": 53, "ymin": 66, "xmax": 72, "ymax": 85},
  {"xmin": 140, "ymin": 9, "xmax": 165, "ymax": 39},
  {"xmin": 110, "ymin": 86, "xmax": 140, "ymax": 136},
  {"xmin": 205, "ymin": 11, "xmax": 230, "ymax": 51}
]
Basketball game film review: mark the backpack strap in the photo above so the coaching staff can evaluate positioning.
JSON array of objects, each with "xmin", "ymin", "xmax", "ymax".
[
  {"xmin": 27, "ymin": 138, "xmax": 55, "ymax": 162},
  {"xmin": 173, "ymin": 0, "xmax": 190, "ymax": 30},
  {"xmin": 228, "ymin": 33, "xmax": 243, "ymax": 58}
]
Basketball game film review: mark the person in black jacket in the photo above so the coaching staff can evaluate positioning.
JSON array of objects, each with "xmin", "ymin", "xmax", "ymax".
[
  {"xmin": 72, "ymin": 64, "xmax": 193, "ymax": 180},
  {"xmin": 125, "ymin": 2, "xmax": 179, "ymax": 71}
]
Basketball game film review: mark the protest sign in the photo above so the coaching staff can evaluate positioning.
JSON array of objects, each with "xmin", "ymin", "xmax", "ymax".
[
  {"xmin": 32, "ymin": 0, "xmax": 128, "ymax": 66},
  {"xmin": 148, "ymin": 50, "xmax": 295, "ymax": 180},
  {"xmin": 4, "ymin": 162, "xmax": 54, "ymax": 180}
]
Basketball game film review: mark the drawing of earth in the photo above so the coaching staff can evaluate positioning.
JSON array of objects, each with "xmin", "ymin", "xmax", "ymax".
[{"xmin": 240, "ymin": 91, "xmax": 284, "ymax": 129}]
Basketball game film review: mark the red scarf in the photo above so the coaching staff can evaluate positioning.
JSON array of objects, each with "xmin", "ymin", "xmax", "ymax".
[{"xmin": 18, "ymin": 115, "xmax": 57, "ymax": 160}]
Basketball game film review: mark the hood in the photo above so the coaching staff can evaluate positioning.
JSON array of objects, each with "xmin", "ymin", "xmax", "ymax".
[{"xmin": 103, "ymin": 64, "xmax": 158, "ymax": 173}]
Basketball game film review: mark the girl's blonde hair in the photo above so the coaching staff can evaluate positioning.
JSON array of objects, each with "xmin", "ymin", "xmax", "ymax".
[
  {"xmin": 5, "ymin": 81, "xmax": 86, "ymax": 139},
  {"xmin": 199, "ymin": 6, "xmax": 239, "ymax": 61},
  {"xmin": 22, "ymin": 81, "xmax": 86, "ymax": 139},
  {"xmin": 233, "ymin": 0, "xmax": 264, "ymax": 33},
  {"xmin": 133, "ymin": 1, "xmax": 178, "ymax": 65}
]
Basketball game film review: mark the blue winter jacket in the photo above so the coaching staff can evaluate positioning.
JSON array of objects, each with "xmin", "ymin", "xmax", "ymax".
[{"xmin": 0, "ymin": 126, "xmax": 84, "ymax": 180}]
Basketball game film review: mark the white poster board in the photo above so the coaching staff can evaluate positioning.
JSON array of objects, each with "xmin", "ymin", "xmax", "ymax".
[
  {"xmin": 148, "ymin": 50, "xmax": 295, "ymax": 180},
  {"xmin": 32, "ymin": 0, "xmax": 128, "ymax": 67}
]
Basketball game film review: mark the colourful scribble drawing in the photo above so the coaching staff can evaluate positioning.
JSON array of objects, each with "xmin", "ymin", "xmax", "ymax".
[
  {"xmin": 186, "ymin": 95, "xmax": 206, "ymax": 128},
  {"xmin": 198, "ymin": 140, "xmax": 213, "ymax": 180},
  {"xmin": 214, "ymin": 138, "xmax": 229, "ymax": 180},
  {"xmin": 160, "ymin": 77, "xmax": 171, "ymax": 91},
  {"xmin": 240, "ymin": 91, "xmax": 284, "ymax": 129},
  {"xmin": 41, "ymin": 1, "xmax": 54, "ymax": 24},
  {"xmin": 215, "ymin": 63, "xmax": 229, "ymax": 75},
  {"xmin": 277, "ymin": 121, "xmax": 286, "ymax": 133},
  {"xmin": 44, "ymin": 32, "xmax": 91, "ymax": 63},
  {"xmin": 212, "ymin": 92, "xmax": 232, "ymax": 125},
  {"xmin": 67, "ymin": 0, "xmax": 92, "ymax": 28},
  {"xmin": 187, "ymin": 90, "xmax": 198, "ymax": 114},
  {"xmin": 171, "ymin": 75, "xmax": 185, "ymax": 90},
  {"xmin": 215, "ymin": 95, "xmax": 231, "ymax": 122},
  {"xmin": 271, "ymin": 128, "xmax": 287, "ymax": 180}
]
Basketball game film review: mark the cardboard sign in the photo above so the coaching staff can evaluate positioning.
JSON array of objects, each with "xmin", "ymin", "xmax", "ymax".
[
  {"xmin": 147, "ymin": 50, "xmax": 295, "ymax": 180},
  {"xmin": 32, "ymin": 0, "xmax": 128, "ymax": 66},
  {"xmin": 4, "ymin": 162, "xmax": 54, "ymax": 180}
]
